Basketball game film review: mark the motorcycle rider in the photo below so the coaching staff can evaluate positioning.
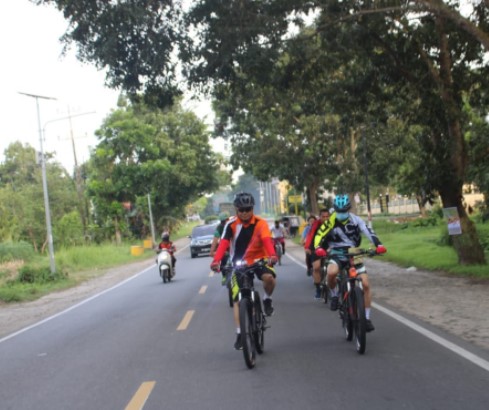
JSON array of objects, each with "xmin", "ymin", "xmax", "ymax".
[{"xmin": 158, "ymin": 232, "xmax": 176, "ymax": 271}]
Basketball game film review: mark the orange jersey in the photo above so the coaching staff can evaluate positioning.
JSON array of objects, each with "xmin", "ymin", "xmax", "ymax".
[{"xmin": 215, "ymin": 215, "xmax": 275, "ymax": 265}]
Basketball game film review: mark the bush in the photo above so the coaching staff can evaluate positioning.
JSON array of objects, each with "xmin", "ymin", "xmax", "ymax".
[
  {"xmin": 16, "ymin": 264, "xmax": 67, "ymax": 284},
  {"xmin": 0, "ymin": 241, "xmax": 35, "ymax": 263}
]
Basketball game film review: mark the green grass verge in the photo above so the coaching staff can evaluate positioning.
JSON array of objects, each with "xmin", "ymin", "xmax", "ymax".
[{"xmin": 0, "ymin": 221, "xmax": 197, "ymax": 303}]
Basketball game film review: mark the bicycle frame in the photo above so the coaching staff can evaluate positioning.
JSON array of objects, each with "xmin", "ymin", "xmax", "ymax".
[
  {"xmin": 337, "ymin": 248, "xmax": 376, "ymax": 354},
  {"xmin": 233, "ymin": 260, "xmax": 268, "ymax": 368}
]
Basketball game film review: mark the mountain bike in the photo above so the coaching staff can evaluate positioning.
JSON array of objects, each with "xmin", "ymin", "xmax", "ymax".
[
  {"xmin": 336, "ymin": 248, "xmax": 377, "ymax": 355},
  {"xmin": 221, "ymin": 260, "xmax": 234, "ymax": 308},
  {"xmin": 273, "ymin": 238, "xmax": 283, "ymax": 265},
  {"xmin": 319, "ymin": 256, "xmax": 329, "ymax": 304},
  {"xmin": 233, "ymin": 259, "xmax": 269, "ymax": 369}
]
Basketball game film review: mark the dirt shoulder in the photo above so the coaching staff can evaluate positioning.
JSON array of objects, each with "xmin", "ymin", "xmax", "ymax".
[{"xmin": 1, "ymin": 238, "xmax": 488, "ymax": 354}]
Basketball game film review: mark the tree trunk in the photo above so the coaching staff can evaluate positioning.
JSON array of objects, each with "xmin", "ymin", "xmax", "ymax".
[
  {"xmin": 434, "ymin": 16, "xmax": 486, "ymax": 265},
  {"xmin": 114, "ymin": 217, "xmax": 122, "ymax": 245},
  {"xmin": 439, "ymin": 186, "xmax": 486, "ymax": 265},
  {"xmin": 307, "ymin": 177, "xmax": 320, "ymax": 216}
]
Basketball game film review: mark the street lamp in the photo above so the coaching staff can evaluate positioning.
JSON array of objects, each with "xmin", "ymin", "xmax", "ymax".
[{"xmin": 19, "ymin": 92, "xmax": 57, "ymax": 273}]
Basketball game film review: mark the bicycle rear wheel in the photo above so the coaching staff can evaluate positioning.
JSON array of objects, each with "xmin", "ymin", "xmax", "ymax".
[
  {"xmin": 239, "ymin": 298, "xmax": 256, "ymax": 368},
  {"xmin": 253, "ymin": 292, "xmax": 265, "ymax": 354},
  {"xmin": 352, "ymin": 286, "xmax": 367, "ymax": 354},
  {"xmin": 275, "ymin": 243, "xmax": 283, "ymax": 265}
]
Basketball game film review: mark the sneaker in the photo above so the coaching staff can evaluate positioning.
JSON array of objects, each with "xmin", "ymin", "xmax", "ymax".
[
  {"xmin": 306, "ymin": 268, "xmax": 312, "ymax": 277},
  {"xmin": 366, "ymin": 319, "xmax": 375, "ymax": 332},
  {"xmin": 330, "ymin": 296, "xmax": 339, "ymax": 311},
  {"xmin": 314, "ymin": 288, "xmax": 321, "ymax": 300},
  {"xmin": 234, "ymin": 334, "xmax": 243, "ymax": 350},
  {"xmin": 263, "ymin": 298, "xmax": 274, "ymax": 316}
]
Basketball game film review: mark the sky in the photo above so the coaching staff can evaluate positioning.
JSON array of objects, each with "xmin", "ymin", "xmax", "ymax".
[{"xmin": 0, "ymin": 0, "xmax": 216, "ymax": 172}]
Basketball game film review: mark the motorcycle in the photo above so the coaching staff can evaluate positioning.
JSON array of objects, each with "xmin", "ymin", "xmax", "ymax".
[{"xmin": 156, "ymin": 248, "xmax": 174, "ymax": 283}]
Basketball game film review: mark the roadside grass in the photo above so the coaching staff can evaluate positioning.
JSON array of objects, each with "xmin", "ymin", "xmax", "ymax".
[
  {"xmin": 0, "ymin": 221, "xmax": 198, "ymax": 303},
  {"xmin": 292, "ymin": 216, "xmax": 489, "ymax": 279},
  {"xmin": 368, "ymin": 219, "xmax": 489, "ymax": 278}
]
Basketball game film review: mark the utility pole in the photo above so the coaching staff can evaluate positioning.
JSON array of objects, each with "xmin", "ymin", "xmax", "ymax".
[
  {"xmin": 44, "ymin": 110, "xmax": 96, "ymax": 236},
  {"xmin": 147, "ymin": 193, "xmax": 156, "ymax": 246},
  {"xmin": 19, "ymin": 92, "xmax": 57, "ymax": 273}
]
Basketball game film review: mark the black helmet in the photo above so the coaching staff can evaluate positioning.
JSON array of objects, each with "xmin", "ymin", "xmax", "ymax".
[
  {"xmin": 233, "ymin": 192, "xmax": 255, "ymax": 208},
  {"xmin": 161, "ymin": 233, "xmax": 170, "ymax": 241},
  {"xmin": 333, "ymin": 194, "xmax": 352, "ymax": 212}
]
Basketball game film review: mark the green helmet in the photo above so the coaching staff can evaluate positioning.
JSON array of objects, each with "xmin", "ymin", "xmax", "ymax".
[{"xmin": 219, "ymin": 212, "xmax": 229, "ymax": 221}]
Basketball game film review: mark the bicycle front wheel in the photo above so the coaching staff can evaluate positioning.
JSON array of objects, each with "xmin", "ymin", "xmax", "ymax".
[
  {"xmin": 253, "ymin": 292, "xmax": 265, "ymax": 354},
  {"xmin": 239, "ymin": 298, "xmax": 256, "ymax": 368},
  {"xmin": 351, "ymin": 286, "xmax": 367, "ymax": 354}
]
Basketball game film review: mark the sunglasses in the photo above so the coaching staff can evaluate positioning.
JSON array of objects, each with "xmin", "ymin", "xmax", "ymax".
[{"xmin": 237, "ymin": 206, "xmax": 253, "ymax": 213}]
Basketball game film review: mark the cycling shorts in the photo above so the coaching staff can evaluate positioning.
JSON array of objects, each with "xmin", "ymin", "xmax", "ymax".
[
  {"xmin": 231, "ymin": 263, "xmax": 276, "ymax": 301},
  {"xmin": 327, "ymin": 248, "xmax": 367, "ymax": 274}
]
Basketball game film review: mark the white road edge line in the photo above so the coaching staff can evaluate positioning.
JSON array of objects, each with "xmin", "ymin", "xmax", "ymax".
[
  {"xmin": 0, "ymin": 245, "xmax": 190, "ymax": 344},
  {"xmin": 285, "ymin": 251, "xmax": 489, "ymax": 373}
]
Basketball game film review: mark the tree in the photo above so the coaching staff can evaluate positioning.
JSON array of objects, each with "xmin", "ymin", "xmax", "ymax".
[
  {"xmin": 0, "ymin": 142, "xmax": 79, "ymax": 251},
  {"xmin": 86, "ymin": 98, "xmax": 223, "ymax": 241}
]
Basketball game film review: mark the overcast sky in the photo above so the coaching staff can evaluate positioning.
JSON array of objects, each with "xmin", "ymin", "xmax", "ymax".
[
  {"xmin": 0, "ymin": 1, "xmax": 217, "ymax": 172},
  {"xmin": 0, "ymin": 1, "xmax": 123, "ymax": 171}
]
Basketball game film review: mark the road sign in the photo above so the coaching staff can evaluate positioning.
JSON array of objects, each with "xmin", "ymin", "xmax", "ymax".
[{"xmin": 288, "ymin": 195, "xmax": 302, "ymax": 204}]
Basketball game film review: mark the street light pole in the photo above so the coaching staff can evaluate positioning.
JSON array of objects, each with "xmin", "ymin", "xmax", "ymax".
[{"xmin": 19, "ymin": 92, "xmax": 57, "ymax": 273}]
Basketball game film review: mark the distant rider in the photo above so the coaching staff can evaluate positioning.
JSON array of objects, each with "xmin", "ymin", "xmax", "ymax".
[
  {"xmin": 210, "ymin": 212, "xmax": 232, "ymax": 284},
  {"xmin": 313, "ymin": 194, "xmax": 386, "ymax": 332},
  {"xmin": 270, "ymin": 220, "xmax": 286, "ymax": 255},
  {"xmin": 158, "ymin": 233, "xmax": 176, "ymax": 270},
  {"xmin": 304, "ymin": 208, "xmax": 330, "ymax": 298}
]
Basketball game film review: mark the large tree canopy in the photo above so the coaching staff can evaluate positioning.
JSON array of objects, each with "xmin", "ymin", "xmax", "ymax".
[
  {"xmin": 34, "ymin": 0, "xmax": 489, "ymax": 264},
  {"xmin": 86, "ymin": 98, "xmax": 223, "ymax": 241}
]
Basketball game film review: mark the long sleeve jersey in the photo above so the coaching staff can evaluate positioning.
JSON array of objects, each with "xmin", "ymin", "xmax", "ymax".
[
  {"xmin": 313, "ymin": 212, "xmax": 381, "ymax": 250},
  {"xmin": 212, "ymin": 215, "xmax": 276, "ymax": 265}
]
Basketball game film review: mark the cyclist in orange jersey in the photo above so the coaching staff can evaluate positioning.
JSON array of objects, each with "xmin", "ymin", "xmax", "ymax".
[{"xmin": 211, "ymin": 192, "xmax": 278, "ymax": 350}]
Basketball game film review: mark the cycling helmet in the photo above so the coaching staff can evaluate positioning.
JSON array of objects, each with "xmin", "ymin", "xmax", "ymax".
[
  {"xmin": 333, "ymin": 194, "xmax": 352, "ymax": 212},
  {"xmin": 218, "ymin": 212, "xmax": 229, "ymax": 221},
  {"xmin": 233, "ymin": 192, "xmax": 255, "ymax": 208},
  {"xmin": 161, "ymin": 233, "xmax": 170, "ymax": 241}
]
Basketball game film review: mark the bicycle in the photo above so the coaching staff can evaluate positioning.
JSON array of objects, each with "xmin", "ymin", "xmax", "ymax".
[
  {"xmin": 319, "ymin": 256, "xmax": 329, "ymax": 304},
  {"xmin": 273, "ymin": 238, "xmax": 283, "ymax": 265},
  {"xmin": 232, "ymin": 259, "xmax": 270, "ymax": 369},
  {"xmin": 336, "ymin": 248, "xmax": 378, "ymax": 355},
  {"xmin": 221, "ymin": 259, "xmax": 234, "ymax": 308}
]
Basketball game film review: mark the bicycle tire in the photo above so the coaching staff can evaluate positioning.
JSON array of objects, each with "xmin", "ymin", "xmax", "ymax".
[
  {"xmin": 352, "ymin": 286, "xmax": 367, "ymax": 354},
  {"xmin": 253, "ymin": 292, "xmax": 265, "ymax": 354},
  {"xmin": 227, "ymin": 285, "xmax": 233, "ymax": 308},
  {"xmin": 275, "ymin": 243, "xmax": 283, "ymax": 265},
  {"xmin": 239, "ymin": 298, "xmax": 256, "ymax": 368},
  {"xmin": 341, "ymin": 286, "xmax": 353, "ymax": 341},
  {"xmin": 320, "ymin": 262, "xmax": 328, "ymax": 304}
]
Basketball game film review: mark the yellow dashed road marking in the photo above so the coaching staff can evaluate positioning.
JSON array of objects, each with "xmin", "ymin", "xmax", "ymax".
[
  {"xmin": 199, "ymin": 285, "xmax": 207, "ymax": 294},
  {"xmin": 177, "ymin": 310, "xmax": 195, "ymax": 330},
  {"xmin": 208, "ymin": 271, "xmax": 214, "ymax": 277},
  {"xmin": 125, "ymin": 381, "xmax": 155, "ymax": 410}
]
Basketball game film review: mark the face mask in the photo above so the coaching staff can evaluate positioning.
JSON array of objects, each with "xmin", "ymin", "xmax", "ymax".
[{"xmin": 336, "ymin": 212, "xmax": 349, "ymax": 222}]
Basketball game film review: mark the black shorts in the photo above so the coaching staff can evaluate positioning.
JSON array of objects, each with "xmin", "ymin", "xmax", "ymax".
[{"xmin": 231, "ymin": 264, "xmax": 276, "ymax": 301}]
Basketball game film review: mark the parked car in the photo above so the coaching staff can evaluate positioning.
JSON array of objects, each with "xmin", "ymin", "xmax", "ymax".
[{"xmin": 189, "ymin": 223, "xmax": 218, "ymax": 258}]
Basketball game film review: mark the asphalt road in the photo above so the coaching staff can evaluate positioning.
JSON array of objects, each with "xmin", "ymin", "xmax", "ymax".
[{"xmin": 1, "ymin": 245, "xmax": 489, "ymax": 410}]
